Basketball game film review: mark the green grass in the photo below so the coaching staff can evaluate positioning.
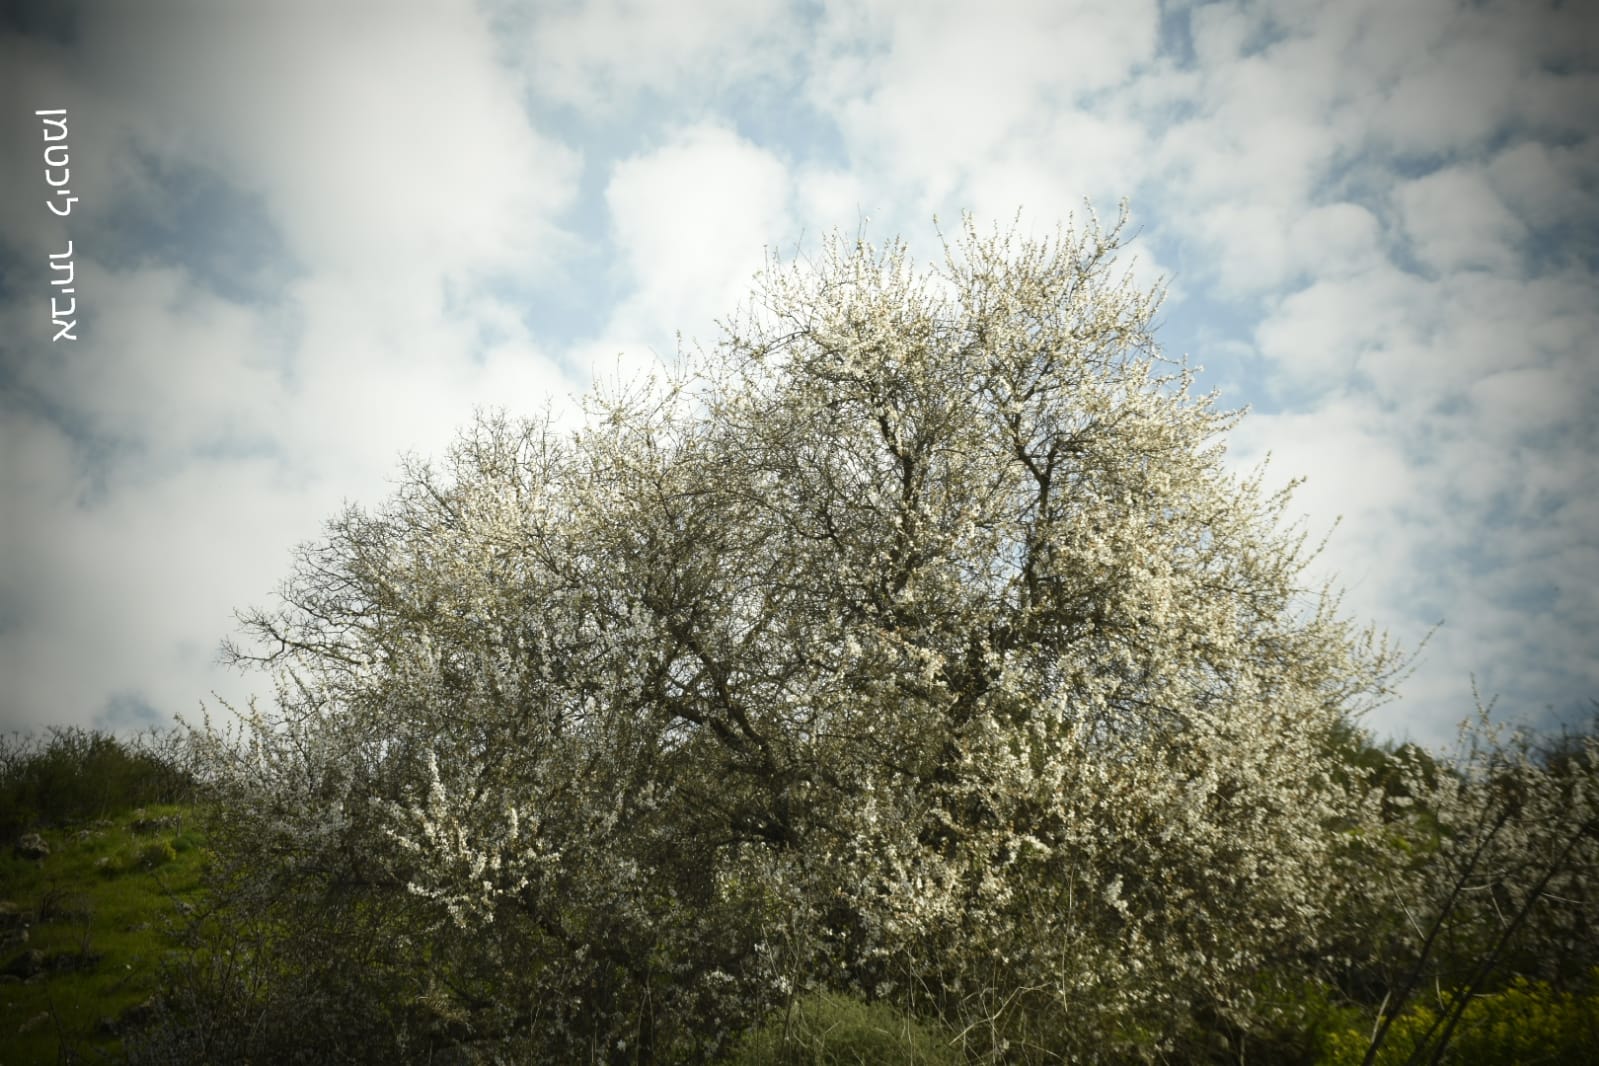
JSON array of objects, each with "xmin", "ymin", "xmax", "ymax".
[{"xmin": 0, "ymin": 803, "xmax": 208, "ymax": 1064}]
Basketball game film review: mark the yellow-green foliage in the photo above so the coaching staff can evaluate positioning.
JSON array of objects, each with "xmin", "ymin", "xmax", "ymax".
[
  {"xmin": 1323, "ymin": 975, "xmax": 1599, "ymax": 1065},
  {"xmin": 136, "ymin": 839, "xmax": 179, "ymax": 870},
  {"xmin": 724, "ymin": 991, "xmax": 964, "ymax": 1066}
]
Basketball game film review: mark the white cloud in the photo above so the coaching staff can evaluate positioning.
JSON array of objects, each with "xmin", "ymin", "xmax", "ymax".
[
  {"xmin": 10, "ymin": 263, "xmax": 286, "ymax": 460},
  {"xmin": 604, "ymin": 124, "xmax": 796, "ymax": 361},
  {"xmin": 0, "ymin": 35, "xmax": 89, "ymax": 261},
  {"xmin": 1486, "ymin": 139, "xmax": 1599, "ymax": 233},
  {"xmin": 1187, "ymin": 1, "xmax": 1255, "ymax": 66},
  {"xmin": 79, "ymin": 0, "xmax": 580, "ymax": 279},
  {"xmin": 808, "ymin": 0, "xmax": 1160, "ymax": 209},
  {"xmin": 1397, "ymin": 166, "xmax": 1526, "ymax": 275},
  {"xmin": 0, "ymin": 1, "xmax": 586, "ymax": 734},
  {"xmin": 1145, "ymin": 63, "xmax": 1368, "ymax": 294},
  {"xmin": 1227, "ymin": 401, "xmax": 1418, "ymax": 545},
  {"xmin": 1469, "ymin": 365, "xmax": 1586, "ymax": 438},
  {"xmin": 0, "ymin": 449, "xmax": 318, "ymax": 733},
  {"xmin": 793, "ymin": 165, "xmax": 873, "ymax": 235},
  {"xmin": 1222, "ymin": 383, "xmax": 1599, "ymax": 744},
  {"xmin": 1369, "ymin": 35, "xmax": 1520, "ymax": 158},
  {"xmin": 512, "ymin": 0, "xmax": 799, "ymax": 113},
  {"xmin": 961, "ymin": 109, "xmax": 1151, "ymax": 235},
  {"xmin": 1285, "ymin": 202, "xmax": 1386, "ymax": 280},
  {"xmin": 1252, "ymin": 265, "xmax": 1429, "ymax": 390},
  {"xmin": 0, "ymin": 401, "xmax": 84, "ymax": 514}
]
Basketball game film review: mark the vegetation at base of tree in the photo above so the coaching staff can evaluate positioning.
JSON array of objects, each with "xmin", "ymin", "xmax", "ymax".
[
  {"xmin": 1319, "ymin": 974, "xmax": 1599, "ymax": 1065},
  {"xmin": 0, "ymin": 721, "xmax": 1594, "ymax": 1063},
  {"xmin": 724, "ymin": 990, "xmax": 964, "ymax": 1065}
]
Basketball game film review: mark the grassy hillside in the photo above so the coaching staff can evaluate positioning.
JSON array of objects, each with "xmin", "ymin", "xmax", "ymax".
[{"xmin": 1, "ymin": 731, "xmax": 204, "ymax": 1064}]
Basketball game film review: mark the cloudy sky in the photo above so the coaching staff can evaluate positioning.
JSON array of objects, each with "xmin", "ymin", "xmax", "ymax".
[{"xmin": 2, "ymin": 0, "xmax": 1595, "ymax": 748}]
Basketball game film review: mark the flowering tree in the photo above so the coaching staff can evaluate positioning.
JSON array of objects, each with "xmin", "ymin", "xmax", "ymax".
[{"xmin": 192, "ymin": 211, "xmax": 1408, "ymax": 1063}]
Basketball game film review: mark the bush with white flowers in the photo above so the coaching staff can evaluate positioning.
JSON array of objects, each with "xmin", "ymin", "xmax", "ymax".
[{"xmin": 190, "ymin": 211, "xmax": 1440, "ymax": 1063}]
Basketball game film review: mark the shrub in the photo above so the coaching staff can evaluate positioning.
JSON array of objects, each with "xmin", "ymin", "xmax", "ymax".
[
  {"xmin": 139, "ymin": 840, "xmax": 179, "ymax": 869},
  {"xmin": 726, "ymin": 991, "xmax": 963, "ymax": 1066},
  {"xmin": 0, "ymin": 728, "xmax": 195, "ymax": 836}
]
